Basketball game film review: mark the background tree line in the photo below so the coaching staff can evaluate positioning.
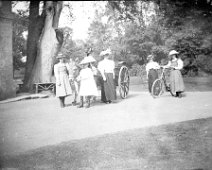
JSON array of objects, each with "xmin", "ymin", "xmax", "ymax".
[{"xmin": 13, "ymin": 0, "xmax": 212, "ymax": 92}]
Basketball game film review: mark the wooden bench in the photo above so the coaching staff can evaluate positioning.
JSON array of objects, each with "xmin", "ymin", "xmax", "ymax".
[{"xmin": 34, "ymin": 82, "xmax": 56, "ymax": 94}]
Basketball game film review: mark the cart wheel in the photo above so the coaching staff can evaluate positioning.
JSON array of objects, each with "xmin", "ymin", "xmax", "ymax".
[
  {"xmin": 118, "ymin": 66, "xmax": 130, "ymax": 99},
  {"xmin": 151, "ymin": 79, "xmax": 164, "ymax": 98}
]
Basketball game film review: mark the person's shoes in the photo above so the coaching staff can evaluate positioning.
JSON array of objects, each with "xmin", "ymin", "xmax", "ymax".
[
  {"xmin": 166, "ymin": 86, "xmax": 170, "ymax": 91},
  {"xmin": 77, "ymin": 104, "xmax": 83, "ymax": 108},
  {"xmin": 92, "ymin": 97, "xmax": 96, "ymax": 102},
  {"xmin": 85, "ymin": 98, "xmax": 91, "ymax": 108},
  {"xmin": 77, "ymin": 97, "xmax": 84, "ymax": 108},
  {"xmin": 178, "ymin": 93, "xmax": 182, "ymax": 98},
  {"xmin": 72, "ymin": 101, "xmax": 77, "ymax": 106},
  {"xmin": 77, "ymin": 101, "xmax": 83, "ymax": 108},
  {"xmin": 60, "ymin": 102, "xmax": 65, "ymax": 108},
  {"xmin": 110, "ymin": 100, "xmax": 117, "ymax": 104},
  {"xmin": 85, "ymin": 103, "xmax": 90, "ymax": 108}
]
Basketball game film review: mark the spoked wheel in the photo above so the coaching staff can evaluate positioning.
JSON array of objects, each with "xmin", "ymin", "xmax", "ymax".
[
  {"xmin": 151, "ymin": 79, "xmax": 164, "ymax": 98},
  {"xmin": 118, "ymin": 66, "xmax": 130, "ymax": 99}
]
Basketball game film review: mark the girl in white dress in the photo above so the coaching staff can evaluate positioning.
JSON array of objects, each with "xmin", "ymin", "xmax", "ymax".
[{"xmin": 77, "ymin": 57, "xmax": 98, "ymax": 108}]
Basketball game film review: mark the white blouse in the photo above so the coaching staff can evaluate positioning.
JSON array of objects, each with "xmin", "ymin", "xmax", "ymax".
[
  {"xmin": 98, "ymin": 58, "xmax": 115, "ymax": 74},
  {"xmin": 146, "ymin": 61, "xmax": 160, "ymax": 73},
  {"xmin": 166, "ymin": 58, "xmax": 184, "ymax": 70}
]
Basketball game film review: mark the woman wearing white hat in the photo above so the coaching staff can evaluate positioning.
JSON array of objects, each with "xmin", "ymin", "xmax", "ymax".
[
  {"xmin": 163, "ymin": 50, "xmax": 185, "ymax": 97},
  {"xmin": 76, "ymin": 56, "xmax": 98, "ymax": 108},
  {"xmin": 54, "ymin": 53, "xmax": 72, "ymax": 107},
  {"xmin": 98, "ymin": 49, "xmax": 117, "ymax": 103}
]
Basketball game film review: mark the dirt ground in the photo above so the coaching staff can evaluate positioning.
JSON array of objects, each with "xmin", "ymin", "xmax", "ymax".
[{"xmin": 0, "ymin": 76, "xmax": 212, "ymax": 169}]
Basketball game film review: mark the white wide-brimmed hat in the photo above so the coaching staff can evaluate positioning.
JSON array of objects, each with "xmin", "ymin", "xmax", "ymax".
[
  {"xmin": 100, "ymin": 49, "xmax": 111, "ymax": 56},
  {"xmin": 169, "ymin": 50, "xmax": 179, "ymax": 56},
  {"xmin": 86, "ymin": 55, "xmax": 96, "ymax": 62},
  {"xmin": 80, "ymin": 56, "xmax": 96, "ymax": 65}
]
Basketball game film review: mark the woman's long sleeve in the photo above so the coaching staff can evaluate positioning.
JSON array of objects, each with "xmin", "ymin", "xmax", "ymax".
[
  {"xmin": 98, "ymin": 62, "xmax": 106, "ymax": 80},
  {"xmin": 174, "ymin": 59, "xmax": 184, "ymax": 70}
]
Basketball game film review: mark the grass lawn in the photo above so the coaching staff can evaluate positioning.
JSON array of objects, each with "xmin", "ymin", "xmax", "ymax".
[{"xmin": 1, "ymin": 117, "xmax": 212, "ymax": 170}]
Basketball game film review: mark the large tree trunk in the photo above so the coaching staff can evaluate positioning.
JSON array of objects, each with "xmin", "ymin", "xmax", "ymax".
[
  {"xmin": 23, "ymin": 1, "xmax": 45, "ymax": 91},
  {"xmin": 53, "ymin": 1, "xmax": 63, "ymax": 28},
  {"xmin": 26, "ymin": 1, "xmax": 63, "ymax": 91}
]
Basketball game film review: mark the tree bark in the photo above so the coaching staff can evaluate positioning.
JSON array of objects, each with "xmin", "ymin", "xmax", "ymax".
[
  {"xmin": 53, "ymin": 1, "xmax": 63, "ymax": 29},
  {"xmin": 23, "ymin": 1, "xmax": 45, "ymax": 91},
  {"xmin": 27, "ymin": 1, "xmax": 63, "ymax": 90}
]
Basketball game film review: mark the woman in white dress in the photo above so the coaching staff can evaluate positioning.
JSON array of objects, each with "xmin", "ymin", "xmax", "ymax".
[
  {"xmin": 54, "ymin": 53, "xmax": 72, "ymax": 108},
  {"xmin": 77, "ymin": 57, "xmax": 98, "ymax": 108}
]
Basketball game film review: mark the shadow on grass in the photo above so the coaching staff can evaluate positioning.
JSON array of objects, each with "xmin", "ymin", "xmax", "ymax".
[{"xmin": 1, "ymin": 117, "xmax": 212, "ymax": 170}]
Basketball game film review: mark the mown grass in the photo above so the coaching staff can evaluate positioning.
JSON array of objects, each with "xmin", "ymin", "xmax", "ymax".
[{"xmin": 1, "ymin": 117, "xmax": 212, "ymax": 170}]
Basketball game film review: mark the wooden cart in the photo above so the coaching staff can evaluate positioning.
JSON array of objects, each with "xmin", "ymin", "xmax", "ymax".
[{"xmin": 114, "ymin": 61, "xmax": 130, "ymax": 99}]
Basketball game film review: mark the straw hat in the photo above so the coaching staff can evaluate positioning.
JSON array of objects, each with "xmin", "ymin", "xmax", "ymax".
[
  {"xmin": 168, "ymin": 50, "xmax": 179, "ymax": 56},
  {"xmin": 100, "ymin": 49, "xmax": 111, "ymax": 57},
  {"xmin": 87, "ymin": 55, "xmax": 96, "ymax": 62},
  {"xmin": 56, "ymin": 52, "xmax": 66, "ymax": 59},
  {"xmin": 80, "ymin": 56, "xmax": 96, "ymax": 65}
]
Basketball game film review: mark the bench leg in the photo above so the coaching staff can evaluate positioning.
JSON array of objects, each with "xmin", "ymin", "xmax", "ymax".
[{"xmin": 35, "ymin": 84, "xmax": 38, "ymax": 93}]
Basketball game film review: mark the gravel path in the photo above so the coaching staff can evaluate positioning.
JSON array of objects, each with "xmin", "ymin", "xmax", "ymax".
[{"xmin": 0, "ymin": 85, "xmax": 212, "ymax": 156}]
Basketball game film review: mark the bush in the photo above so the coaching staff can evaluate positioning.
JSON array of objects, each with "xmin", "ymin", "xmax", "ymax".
[
  {"xmin": 129, "ymin": 63, "xmax": 147, "ymax": 83},
  {"xmin": 196, "ymin": 54, "xmax": 212, "ymax": 73}
]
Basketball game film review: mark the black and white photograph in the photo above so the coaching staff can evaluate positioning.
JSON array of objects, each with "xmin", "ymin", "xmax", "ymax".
[{"xmin": 0, "ymin": 1, "xmax": 212, "ymax": 169}]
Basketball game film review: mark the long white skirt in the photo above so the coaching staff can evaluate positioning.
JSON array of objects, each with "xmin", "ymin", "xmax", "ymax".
[{"xmin": 56, "ymin": 73, "xmax": 72, "ymax": 97}]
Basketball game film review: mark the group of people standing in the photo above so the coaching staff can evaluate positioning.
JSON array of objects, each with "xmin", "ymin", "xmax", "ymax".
[
  {"xmin": 54, "ymin": 48, "xmax": 185, "ymax": 108},
  {"xmin": 53, "ymin": 49, "xmax": 117, "ymax": 108},
  {"xmin": 146, "ymin": 50, "xmax": 185, "ymax": 98}
]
